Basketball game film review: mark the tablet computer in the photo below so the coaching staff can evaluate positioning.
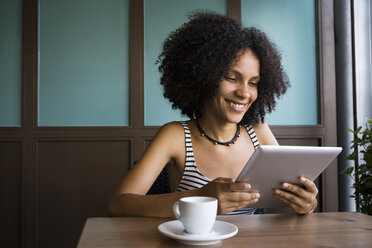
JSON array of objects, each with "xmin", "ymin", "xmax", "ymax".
[{"xmin": 235, "ymin": 145, "xmax": 342, "ymax": 208}]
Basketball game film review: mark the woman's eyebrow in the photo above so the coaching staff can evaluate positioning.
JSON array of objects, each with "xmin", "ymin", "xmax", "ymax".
[
  {"xmin": 229, "ymin": 70, "xmax": 260, "ymax": 81},
  {"xmin": 250, "ymin": 76, "xmax": 260, "ymax": 81},
  {"xmin": 229, "ymin": 69, "xmax": 242, "ymax": 77}
]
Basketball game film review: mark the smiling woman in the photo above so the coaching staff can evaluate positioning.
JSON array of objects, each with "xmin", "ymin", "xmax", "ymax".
[
  {"xmin": 108, "ymin": 11, "xmax": 318, "ymax": 218},
  {"xmin": 205, "ymin": 50, "xmax": 260, "ymax": 125}
]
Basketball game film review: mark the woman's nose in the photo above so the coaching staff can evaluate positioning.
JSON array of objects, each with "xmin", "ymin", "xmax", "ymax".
[{"xmin": 235, "ymin": 83, "xmax": 250, "ymax": 98}]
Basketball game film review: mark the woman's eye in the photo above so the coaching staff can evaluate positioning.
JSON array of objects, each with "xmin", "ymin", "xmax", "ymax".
[
  {"xmin": 249, "ymin": 81, "xmax": 258, "ymax": 87},
  {"xmin": 225, "ymin": 77, "xmax": 237, "ymax": 82}
]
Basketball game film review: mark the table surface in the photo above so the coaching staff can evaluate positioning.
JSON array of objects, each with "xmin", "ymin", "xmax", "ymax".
[{"xmin": 77, "ymin": 212, "xmax": 372, "ymax": 248}]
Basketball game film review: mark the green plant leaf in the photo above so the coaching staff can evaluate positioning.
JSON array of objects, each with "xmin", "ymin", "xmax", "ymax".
[
  {"xmin": 340, "ymin": 167, "xmax": 354, "ymax": 175},
  {"xmin": 365, "ymin": 181, "xmax": 372, "ymax": 189},
  {"xmin": 344, "ymin": 120, "xmax": 372, "ymax": 215},
  {"xmin": 356, "ymin": 126, "xmax": 362, "ymax": 133},
  {"xmin": 364, "ymin": 153, "xmax": 372, "ymax": 165},
  {"xmin": 346, "ymin": 153, "xmax": 357, "ymax": 160}
]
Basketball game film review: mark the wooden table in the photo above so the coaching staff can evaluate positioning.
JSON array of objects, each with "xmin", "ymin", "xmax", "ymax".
[{"xmin": 77, "ymin": 212, "xmax": 372, "ymax": 248}]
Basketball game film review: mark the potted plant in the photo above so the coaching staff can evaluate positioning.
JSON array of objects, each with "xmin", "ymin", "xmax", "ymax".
[{"xmin": 341, "ymin": 118, "xmax": 372, "ymax": 215}]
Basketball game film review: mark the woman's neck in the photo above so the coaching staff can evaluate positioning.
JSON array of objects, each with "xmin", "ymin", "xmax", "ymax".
[{"xmin": 196, "ymin": 114, "xmax": 239, "ymax": 143}]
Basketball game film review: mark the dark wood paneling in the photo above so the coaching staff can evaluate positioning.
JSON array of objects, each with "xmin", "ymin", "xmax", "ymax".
[
  {"xmin": 277, "ymin": 138, "xmax": 321, "ymax": 146},
  {"xmin": 22, "ymin": 0, "xmax": 39, "ymax": 246},
  {"xmin": 0, "ymin": 141, "xmax": 22, "ymax": 248},
  {"xmin": 37, "ymin": 140, "xmax": 130, "ymax": 248},
  {"xmin": 317, "ymin": 0, "xmax": 338, "ymax": 212},
  {"xmin": 228, "ymin": 0, "xmax": 241, "ymax": 22},
  {"xmin": 130, "ymin": 0, "xmax": 145, "ymax": 165}
]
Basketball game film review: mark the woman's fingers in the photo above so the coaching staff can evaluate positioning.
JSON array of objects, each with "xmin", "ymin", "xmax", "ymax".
[
  {"xmin": 229, "ymin": 182, "xmax": 251, "ymax": 191},
  {"xmin": 280, "ymin": 182, "xmax": 314, "ymax": 203},
  {"xmin": 213, "ymin": 177, "xmax": 251, "ymax": 191},
  {"xmin": 274, "ymin": 188, "xmax": 306, "ymax": 209},
  {"xmin": 217, "ymin": 187, "xmax": 260, "ymax": 214},
  {"xmin": 274, "ymin": 194, "xmax": 304, "ymax": 213},
  {"xmin": 274, "ymin": 177, "xmax": 318, "ymax": 214},
  {"xmin": 218, "ymin": 181, "xmax": 258, "ymax": 202},
  {"xmin": 225, "ymin": 191, "xmax": 260, "ymax": 202},
  {"xmin": 203, "ymin": 178, "xmax": 260, "ymax": 214},
  {"xmin": 218, "ymin": 195, "xmax": 259, "ymax": 214},
  {"xmin": 300, "ymin": 177, "xmax": 318, "ymax": 195}
]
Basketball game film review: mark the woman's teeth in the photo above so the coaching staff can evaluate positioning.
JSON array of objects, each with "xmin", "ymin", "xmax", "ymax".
[{"xmin": 229, "ymin": 101, "xmax": 245, "ymax": 110}]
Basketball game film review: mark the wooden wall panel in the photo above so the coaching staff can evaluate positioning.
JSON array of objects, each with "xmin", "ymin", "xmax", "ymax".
[
  {"xmin": 37, "ymin": 140, "xmax": 130, "ymax": 248},
  {"xmin": 0, "ymin": 141, "xmax": 22, "ymax": 248},
  {"xmin": 277, "ymin": 138, "xmax": 321, "ymax": 146}
]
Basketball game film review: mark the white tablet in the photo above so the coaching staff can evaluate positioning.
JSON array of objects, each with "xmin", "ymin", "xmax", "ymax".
[{"xmin": 235, "ymin": 145, "xmax": 342, "ymax": 208}]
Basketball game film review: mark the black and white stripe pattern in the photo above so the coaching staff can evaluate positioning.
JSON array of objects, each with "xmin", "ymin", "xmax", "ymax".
[
  {"xmin": 176, "ymin": 122, "xmax": 211, "ymax": 191},
  {"xmin": 176, "ymin": 122, "xmax": 260, "ymax": 215},
  {"xmin": 246, "ymin": 125, "xmax": 260, "ymax": 149}
]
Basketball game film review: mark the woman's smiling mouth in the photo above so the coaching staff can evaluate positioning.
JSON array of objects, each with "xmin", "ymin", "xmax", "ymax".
[{"xmin": 226, "ymin": 99, "xmax": 247, "ymax": 112}]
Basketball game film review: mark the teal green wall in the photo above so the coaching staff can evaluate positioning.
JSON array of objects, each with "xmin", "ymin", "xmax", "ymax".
[
  {"xmin": 0, "ymin": 0, "xmax": 22, "ymax": 126},
  {"xmin": 242, "ymin": 0, "xmax": 318, "ymax": 125},
  {"xmin": 144, "ymin": 0, "xmax": 227, "ymax": 126},
  {"xmin": 39, "ymin": 0, "xmax": 130, "ymax": 126},
  {"xmin": 145, "ymin": 0, "xmax": 318, "ymax": 126},
  {"xmin": 2, "ymin": 0, "xmax": 319, "ymax": 127}
]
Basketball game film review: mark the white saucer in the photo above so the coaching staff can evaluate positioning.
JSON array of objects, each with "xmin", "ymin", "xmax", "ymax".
[{"xmin": 158, "ymin": 220, "xmax": 238, "ymax": 246}]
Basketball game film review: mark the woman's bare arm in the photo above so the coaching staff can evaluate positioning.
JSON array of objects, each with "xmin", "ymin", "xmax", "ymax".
[{"xmin": 108, "ymin": 122, "xmax": 193, "ymax": 217}]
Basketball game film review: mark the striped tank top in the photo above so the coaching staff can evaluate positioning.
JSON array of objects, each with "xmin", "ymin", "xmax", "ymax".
[{"xmin": 176, "ymin": 121, "xmax": 260, "ymax": 215}]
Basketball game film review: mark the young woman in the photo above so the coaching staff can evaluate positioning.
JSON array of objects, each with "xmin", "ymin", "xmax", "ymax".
[{"xmin": 108, "ymin": 12, "xmax": 318, "ymax": 217}]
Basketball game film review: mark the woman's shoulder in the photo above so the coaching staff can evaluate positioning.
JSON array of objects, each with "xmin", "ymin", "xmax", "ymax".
[
  {"xmin": 251, "ymin": 120, "xmax": 279, "ymax": 145},
  {"xmin": 143, "ymin": 121, "xmax": 188, "ymax": 161},
  {"xmin": 154, "ymin": 121, "xmax": 189, "ymax": 144},
  {"xmin": 159, "ymin": 121, "xmax": 187, "ymax": 133}
]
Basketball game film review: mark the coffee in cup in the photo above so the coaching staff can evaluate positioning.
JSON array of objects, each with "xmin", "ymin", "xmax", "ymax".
[{"xmin": 172, "ymin": 196, "xmax": 218, "ymax": 235}]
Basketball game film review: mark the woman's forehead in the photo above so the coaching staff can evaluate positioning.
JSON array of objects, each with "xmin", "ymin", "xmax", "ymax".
[{"xmin": 230, "ymin": 49, "xmax": 259, "ymax": 66}]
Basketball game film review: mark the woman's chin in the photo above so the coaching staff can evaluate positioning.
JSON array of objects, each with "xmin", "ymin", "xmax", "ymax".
[{"xmin": 226, "ymin": 115, "xmax": 245, "ymax": 124}]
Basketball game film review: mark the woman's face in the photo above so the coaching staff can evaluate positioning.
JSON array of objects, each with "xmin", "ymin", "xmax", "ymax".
[{"xmin": 206, "ymin": 50, "xmax": 260, "ymax": 124}]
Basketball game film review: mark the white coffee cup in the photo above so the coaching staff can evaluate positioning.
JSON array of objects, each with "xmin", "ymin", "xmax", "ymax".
[{"xmin": 172, "ymin": 196, "xmax": 218, "ymax": 235}]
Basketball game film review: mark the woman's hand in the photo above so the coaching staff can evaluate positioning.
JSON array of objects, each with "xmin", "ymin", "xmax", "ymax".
[
  {"xmin": 198, "ymin": 177, "xmax": 260, "ymax": 214},
  {"xmin": 274, "ymin": 177, "xmax": 318, "ymax": 214}
]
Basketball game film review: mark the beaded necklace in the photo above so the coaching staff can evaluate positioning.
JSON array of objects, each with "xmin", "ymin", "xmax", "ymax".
[{"xmin": 196, "ymin": 120, "xmax": 241, "ymax": 146}]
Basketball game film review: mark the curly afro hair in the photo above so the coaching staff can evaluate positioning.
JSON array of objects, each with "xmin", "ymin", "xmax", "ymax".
[{"xmin": 157, "ymin": 11, "xmax": 289, "ymax": 125}]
